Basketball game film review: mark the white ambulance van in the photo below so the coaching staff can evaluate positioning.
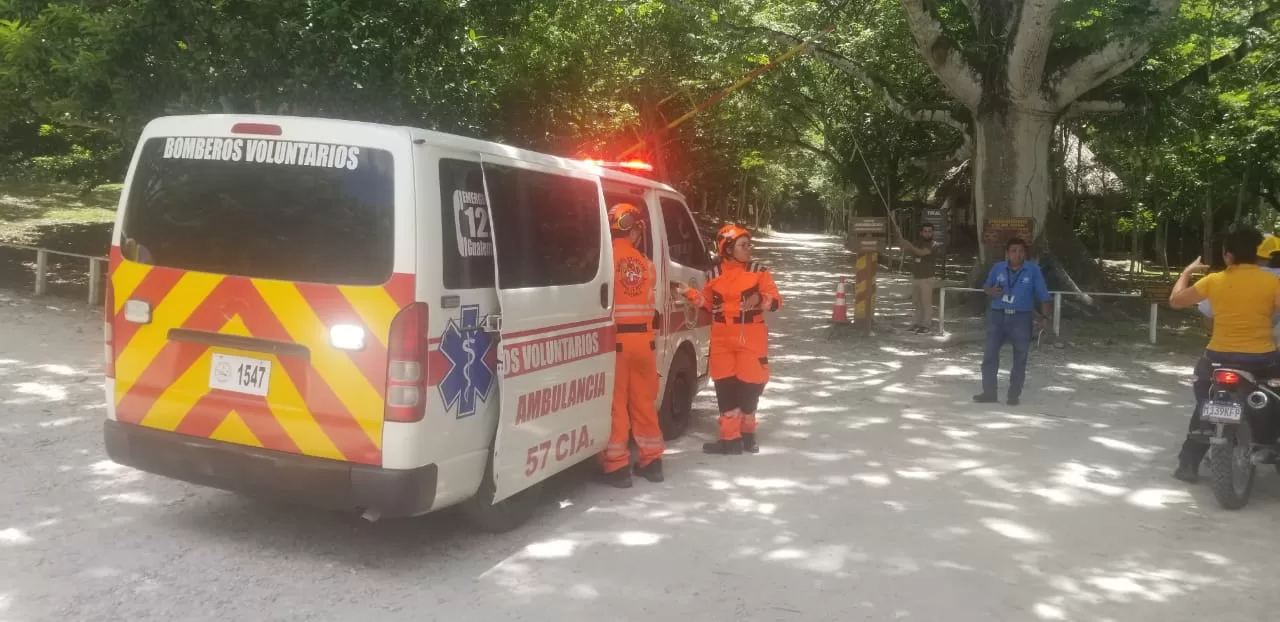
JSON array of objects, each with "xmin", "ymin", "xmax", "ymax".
[{"xmin": 103, "ymin": 115, "xmax": 713, "ymax": 531}]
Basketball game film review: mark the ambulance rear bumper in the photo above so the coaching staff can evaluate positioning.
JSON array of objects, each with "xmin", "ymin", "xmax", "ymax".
[{"xmin": 103, "ymin": 420, "xmax": 438, "ymax": 518}]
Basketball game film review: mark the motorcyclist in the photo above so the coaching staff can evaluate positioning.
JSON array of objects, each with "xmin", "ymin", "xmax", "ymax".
[
  {"xmin": 1169, "ymin": 227, "xmax": 1280, "ymax": 482},
  {"xmin": 1198, "ymin": 235, "xmax": 1280, "ymax": 343}
]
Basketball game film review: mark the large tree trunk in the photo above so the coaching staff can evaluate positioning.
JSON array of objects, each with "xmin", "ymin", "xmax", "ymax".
[
  {"xmin": 972, "ymin": 108, "xmax": 1056, "ymax": 239},
  {"xmin": 966, "ymin": 106, "xmax": 1106, "ymax": 291}
]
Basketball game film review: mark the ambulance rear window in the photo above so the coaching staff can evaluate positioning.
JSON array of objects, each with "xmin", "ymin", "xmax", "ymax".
[{"xmin": 120, "ymin": 137, "xmax": 395, "ymax": 286}]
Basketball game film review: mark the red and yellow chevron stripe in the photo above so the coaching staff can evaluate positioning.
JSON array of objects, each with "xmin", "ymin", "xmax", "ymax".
[{"xmin": 108, "ymin": 247, "xmax": 413, "ymax": 466}]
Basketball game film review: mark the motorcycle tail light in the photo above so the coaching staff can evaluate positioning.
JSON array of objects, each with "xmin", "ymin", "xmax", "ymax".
[{"xmin": 1214, "ymin": 370, "xmax": 1241, "ymax": 386}]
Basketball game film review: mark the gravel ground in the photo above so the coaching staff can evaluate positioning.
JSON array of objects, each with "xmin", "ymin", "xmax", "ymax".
[{"xmin": 2, "ymin": 233, "xmax": 1279, "ymax": 622}]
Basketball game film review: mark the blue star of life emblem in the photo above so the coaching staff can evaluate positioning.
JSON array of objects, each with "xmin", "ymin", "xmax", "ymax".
[{"xmin": 438, "ymin": 305, "xmax": 495, "ymax": 419}]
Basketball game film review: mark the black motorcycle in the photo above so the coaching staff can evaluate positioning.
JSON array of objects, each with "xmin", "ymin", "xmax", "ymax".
[{"xmin": 1202, "ymin": 365, "xmax": 1280, "ymax": 509}]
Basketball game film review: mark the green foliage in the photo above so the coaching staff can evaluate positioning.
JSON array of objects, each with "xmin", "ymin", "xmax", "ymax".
[
  {"xmin": 1080, "ymin": 0, "xmax": 1280, "ymax": 259},
  {"xmin": 0, "ymin": 0, "xmax": 1277, "ymax": 248}
]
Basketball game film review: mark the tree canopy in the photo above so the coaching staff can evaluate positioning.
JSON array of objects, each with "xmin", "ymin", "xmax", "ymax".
[{"xmin": 2, "ymin": 0, "xmax": 1278, "ymax": 268}]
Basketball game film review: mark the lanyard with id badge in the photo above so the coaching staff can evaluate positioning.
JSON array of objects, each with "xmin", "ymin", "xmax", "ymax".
[{"xmin": 1001, "ymin": 266, "xmax": 1024, "ymax": 314}]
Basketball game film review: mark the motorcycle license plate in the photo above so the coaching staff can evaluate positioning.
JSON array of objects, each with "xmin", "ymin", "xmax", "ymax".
[{"xmin": 1203, "ymin": 401, "xmax": 1242, "ymax": 424}]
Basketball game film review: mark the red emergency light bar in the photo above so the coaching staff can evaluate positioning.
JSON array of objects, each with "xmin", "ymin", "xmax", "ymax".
[{"xmin": 582, "ymin": 159, "xmax": 654, "ymax": 173}]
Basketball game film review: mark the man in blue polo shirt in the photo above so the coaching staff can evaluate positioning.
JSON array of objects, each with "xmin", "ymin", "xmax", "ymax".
[{"xmin": 974, "ymin": 238, "xmax": 1052, "ymax": 406}]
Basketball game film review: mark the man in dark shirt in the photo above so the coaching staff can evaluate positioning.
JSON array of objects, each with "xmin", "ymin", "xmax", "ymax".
[{"xmin": 902, "ymin": 223, "xmax": 942, "ymax": 334}]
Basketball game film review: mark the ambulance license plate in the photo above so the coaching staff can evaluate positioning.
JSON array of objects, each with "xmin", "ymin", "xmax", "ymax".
[
  {"xmin": 209, "ymin": 353, "xmax": 272, "ymax": 397},
  {"xmin": 1203, "ymin": 401, "xmax": 1242, "ymax": 424}
]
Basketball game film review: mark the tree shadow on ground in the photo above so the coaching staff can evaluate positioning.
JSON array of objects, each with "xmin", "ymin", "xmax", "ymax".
[{"xmin": 2, "ymin": 235, "xmax": 1278, "ymax": 622}]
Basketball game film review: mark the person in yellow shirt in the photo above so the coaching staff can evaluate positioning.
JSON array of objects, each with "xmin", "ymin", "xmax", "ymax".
[{"xmin": 1168, "ymin": 226, "xmax": 1280, "ymax": 482}]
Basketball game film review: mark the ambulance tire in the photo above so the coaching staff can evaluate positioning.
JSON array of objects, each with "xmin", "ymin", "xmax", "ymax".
[
  {"xmin": 659, "ymin": 349, "xmax": 698, "ymax": 441},
  {"xmin": 460, "ymin": 451, "xmax": 543, "ymax": 533}
]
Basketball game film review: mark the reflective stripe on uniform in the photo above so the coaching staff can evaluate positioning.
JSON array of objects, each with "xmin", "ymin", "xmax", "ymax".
[
  {"xmin": 603, "ymin": 442, "xmax": 629, "ymax": 460},
  {"xmin": 615, "ymin": 303, "xmax": 657, "ymax": 321},
  {"xmin": 615, "ymin": 313, "xmax": 656, "ymax": 321}
]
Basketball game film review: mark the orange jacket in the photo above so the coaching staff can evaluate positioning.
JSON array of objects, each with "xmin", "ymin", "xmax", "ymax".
[
  {"xmin": 685, "ymin": 259, "xmax": 781, "ymax": 328},
  {"xmin": 612, "ymin": 238, "xmax": 658, "ymax": 337}
]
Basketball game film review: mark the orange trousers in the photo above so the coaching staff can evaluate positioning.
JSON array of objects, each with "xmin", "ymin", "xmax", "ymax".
[
  {"xmin": 709, "ymin": 325, "xmax": 769, "ymax": 440},
  {"xmin": 600, "ymin": 338, "xmax": 664, "ymax": 473}
]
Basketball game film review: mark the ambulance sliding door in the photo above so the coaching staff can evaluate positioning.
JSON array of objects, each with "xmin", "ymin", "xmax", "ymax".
[{"xmin": 481, "ymin": 156, "xmax": 616, "ymax": 502}]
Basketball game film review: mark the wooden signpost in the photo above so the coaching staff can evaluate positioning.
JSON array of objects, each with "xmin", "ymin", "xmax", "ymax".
[
  {"xmin": 851, "ymin": 217, "xmax": 888, "ymax": 238},
  {"xmin": 856, "ymin": 237, "xmax": 883, "ymax": 253},
  {"xmin": 1142, "ymin": 284, "xmax": 1173, "ymax": 305},
  {"xmin": 850, "ymin": 217, "xmax": 888, "ymax": 329},
  {"xmin": 982, "ymin": 217, "xmax": 1035, "ymax": 246},
  {"xmin": 1142, "ymin": 282, "xmax": 1176, "ymax": 345}
]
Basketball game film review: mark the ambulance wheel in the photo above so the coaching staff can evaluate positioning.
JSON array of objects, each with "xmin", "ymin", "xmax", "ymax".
[
  {"xmin": 659, "ymin": 351, "xmax": 697, "ymax": 440},
  {"xmin": 460, "ymin": 453, "xmax": 543, "ymax": 533}
]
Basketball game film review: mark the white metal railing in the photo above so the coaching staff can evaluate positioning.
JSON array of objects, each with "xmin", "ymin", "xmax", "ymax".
[
  {"xmin": 0, "ymin": 242, "xmax": 107, "ymax": 305},
  {"xmin": 939, "ymin": 287, "xmax": 1159, "ymax": 344}
]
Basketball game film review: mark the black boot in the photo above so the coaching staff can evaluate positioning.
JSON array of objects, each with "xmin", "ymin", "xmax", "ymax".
[
  {"xmin": 1172, "ymin": 460, "xmax": 1199, "ymax": 483},
  {"xmin": 741, "ymin": 433, "xmax": 759, "ymax": 454},
  {"xmin": 598, "ymin": 467, "xmax": 633, "ymax": 488},
  {"xmin": 703, "ymin": 438, "xmax": 744, "ymax": 455},
  {"xmin": 1175, "ymin": 436, "xmax": 1209, "ymax": 483},
  {"xmin": 634, "ymin": 459, "xmax": 665, "ymax": 483}
]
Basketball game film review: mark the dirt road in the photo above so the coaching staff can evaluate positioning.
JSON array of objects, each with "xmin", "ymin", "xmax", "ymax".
[{"xmin": 2, "ymin": 233, "xmax": 1278, "ymax": 622}]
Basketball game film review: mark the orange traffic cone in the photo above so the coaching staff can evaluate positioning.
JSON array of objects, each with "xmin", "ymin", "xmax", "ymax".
[{"xmin": 832, "ymin": 276, "xmax": 848, "ymax": 323}]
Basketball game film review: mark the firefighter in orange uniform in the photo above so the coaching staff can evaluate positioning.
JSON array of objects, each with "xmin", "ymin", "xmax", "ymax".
[
  {"xmin": 678, "ymin": 224, "xmax": 782, "ymax": 454},
  {"xmin": 599, "ymin": 203, "xmax": 666, "ymax": 488}
]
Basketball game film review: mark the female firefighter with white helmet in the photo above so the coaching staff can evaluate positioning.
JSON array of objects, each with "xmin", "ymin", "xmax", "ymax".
[{"xmin": 676, "ymin": 224, "xmax": 782, "ymax": 454}]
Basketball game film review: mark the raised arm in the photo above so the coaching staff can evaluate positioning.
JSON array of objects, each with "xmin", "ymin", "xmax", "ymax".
[{"xmin": 1170, "ymin": 257, "xmax": 1210, "ymax": 310}]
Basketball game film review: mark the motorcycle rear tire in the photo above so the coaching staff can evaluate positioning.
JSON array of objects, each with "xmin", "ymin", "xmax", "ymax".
[{"xmin": 1210, "ymin": 424, "xmax": 1256, "ymax": 510}]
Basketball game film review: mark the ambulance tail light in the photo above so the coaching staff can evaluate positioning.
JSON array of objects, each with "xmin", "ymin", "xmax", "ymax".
[
  {"xmin": 385, "ymin": 302, "xmax": 429, "ymax": 423},
  {"xmin": 104, "ymin": 281, "xmax": 115, "ymax": 379}
]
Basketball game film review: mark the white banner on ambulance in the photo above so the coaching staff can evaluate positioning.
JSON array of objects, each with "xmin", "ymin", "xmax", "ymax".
[{"xmin": 161, "ymin": 137, "xmax": 362, "ymax": 170}]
